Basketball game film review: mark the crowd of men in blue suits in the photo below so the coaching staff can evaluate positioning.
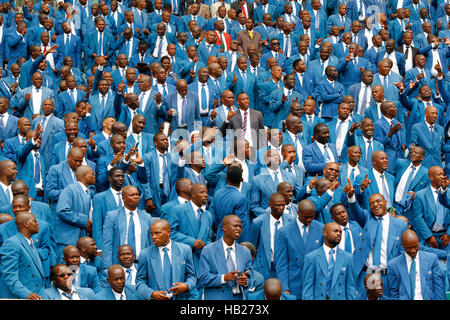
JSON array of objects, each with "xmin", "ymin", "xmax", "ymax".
[{"xmin": 0, "ymin": 0, "xmax": 448, "ymax": 301}]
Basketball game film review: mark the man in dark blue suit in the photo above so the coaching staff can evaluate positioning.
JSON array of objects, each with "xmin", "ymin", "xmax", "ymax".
[
  {"xmin": 0, "ymin": 97, "xmax": 18, "ymax": 143},
  {"xmin": 343, "ymin": 181, "xmax": 408, "ymax": 300},
  {"xmin": 95, "ymin": 265, "xmax": 143, "ymax": 300},
  {"xmin": 3, "ymin": 117, "xmax": 29, "ymax": 163},
  {"xmin": 302, "ymin": 123, "xmax": 339, "ymax": 177},
  {"xmin": 250, "ymin": 192, "xmax": 294, "ymax": 281},
  {"xmin": 5, "ymin": 21, "xmax": 28, "ymax": 68},
  {"xmin": 82, "ymin": 17, "xmax": 116, "ymax": 70},
  {"xmin": 336, "ymin": 43, "xmax": 372, "ymax": 90},
  {"xmin": 274, "ymin": 199, "xmax": 325, "ymax": 299},
  {"xmin": 375, "ymin": 39, "xmax": 406, "ymax": 76},
  {"xmin": 136, "ymin": 219, "xmax": 199, "ymax": 300},
  {"xmin": 198, "ymin": 215, "xmax": 252, "ymax": 300},
  {"xmin": 388, "ymin": 229, "xmax": 445, "ymax": 300},
  {"xmin": 316, "ymin": 66, "xmax": 345, "ymax": 121},
  {"xmin": 0, "ymin": 212, "xmax": 47, "ymax": 299},
  {"xmin": 54, "ymin": 21, "xmax": 82, "ymax": 69}
]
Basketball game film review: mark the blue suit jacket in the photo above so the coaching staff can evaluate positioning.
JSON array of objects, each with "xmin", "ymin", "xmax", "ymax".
[
  {"xmin": 54, "ymin": 182, "xmax": 92, "ymax": 248},
  {"xmin": 168, "ymin": 202, "xmax": 213, "ymax": 270},
  {"xmin": 375, "ymin": 50, "xmax": 406, "ymax": 76},
  {"xmin": 5, "ymin": 31, "xmax": 28, "ymax": 66},
  {"xmin": 302, "ymin": 247, "xmax": 356, "ymax": 300},
  {"xmin": 388, "ymin": 251, "xmax": 445, "ymax": 300},
  {"xmin": 15, "ymin": 86, "xmax": 54, "ymax": 120},
  {"xmin": 421, "ymin": 44, "xmax": 450, "ymax": 74},
  {"xmin": 403, "ymin": 67, "xmax": 435, "ymax": 99},
  {"xmin": 82, "ymin": 30, "xmax": 116, "ymax": 69},
  {"xmin": 102, "ymin": 207, "xmax": 153, "ymax": 268},
  {"xmin": 161, "ymin": 91, "xmax": 201, "ymax": 133},
  {"xmin": 274, "ymin": 219, "xmax": 324, "ymax": 299},
  {"xmin": 54, "ymin": 33, "xmax": 82, "ymax": 69},
  {"xmin": 410, "ymin": 122, "xmax": 445, "ymax": 169},
  {"xmin": 326, "ymin": 14, "xmax": 351, "ymax": 35},
  {"xmin": 393, "ymin": 159, "xmax": 429, "ymax": 203},
  {"xmin": 405, "ymin": 99, "xmax": 444, "ymax": 144},
  {"xmin": 339, "ymin": 163, "xmax": 369, "ymax": 188},
  {"xmin": 336, "ymin": 57, "xmax": 373, "ymax": 89},
  {"xmin": 136, "ymin": 241, "xmax": 199, "ymax": 300},
  {"xmin": 94, "ymin": 285, "xmax": 143, "ymax": 300},
  {"xmin": 0, "ymin": 114, "xmax": 17, "ymax": 143},
  {"xmin": 198, "ymin": 238, "xmax": 252, "ymax": 300},
  {"xmin": 269, "ymin": 88, "xmax": 305, "ymax": 129},
  {"xmin": 212, "ymin": 185, "xmax": 251, "ymax": 242},
  {"xmin": 15, "ymin": 140, "xmax": 46, "ymax": 200},
  {"xmin": 88, "ymin": 92, "xmax": 117, "ymax": 133},
  {"xmin": 353, "ymin": 169, "xmax": 396, "ymax": 210},
  {"xmin": 55, "ymin": 89, "xmax": 86, "ymax": 118},
  {"xmin": 373, "ymin": 117, "xmax": 405, "ymax": 173},
  {"xmin": 316, "ymin": 79, "xmax": 345, "ymax": 119},
  {"xmin": 91, "ymin": 189, "xmax": 119, "ymax": 250},
  {"xmin": 45, "ymin": 285, "xmax": 95, "ymax": 300},
  {"xmin": 307, "ymin": 57, "xmax": 339, "ymax": 84},
  {"xmin": 0, "ymin": 233, "xmax": 47, "ymax": 299},
  {"xmin": 250, "ymin": 212, "xmax": 294, "ymax": 280},
  {"xmin": 302, "ymin": 141, "xmax": 339, "ymax": 176},
  {"xmin": 345, "ymin": 133, "xmax": 384, "ymax": 169},
  {"xmin": 258, "ymin": 79, "xmax": 284, "ymax": 126}
]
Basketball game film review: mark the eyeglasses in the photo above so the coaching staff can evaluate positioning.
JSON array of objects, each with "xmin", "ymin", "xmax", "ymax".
[
  {"xmin": 272, "ymin": 42, "xmax": 280, "ymax": 45},
  {"xmin": 56, "ymin": 272, "xmax": 73, "ymax": 278}
]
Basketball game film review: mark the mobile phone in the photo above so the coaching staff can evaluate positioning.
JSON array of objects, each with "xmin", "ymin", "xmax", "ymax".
[
  {"xmin": 133, "ymin": 141, "xmax": 139, "ymax": 149},
  {"xmin": 237, "ymin": 272, "xmax": 243, "ymax": 277}
]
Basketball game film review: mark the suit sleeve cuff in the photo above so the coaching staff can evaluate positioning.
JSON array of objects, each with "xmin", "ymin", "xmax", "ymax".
[{"xmin": 348, "ymin": 194, "xmax": 356, "ymax": 203}]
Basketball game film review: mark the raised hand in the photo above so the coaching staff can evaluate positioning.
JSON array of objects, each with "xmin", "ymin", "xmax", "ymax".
[
  {"xmin": 360, "ymin": 173, "xmax": 372, "ymax": 192},
  {"xmin": 349, "ymin": 122, "xmax": 360, "ymax": 133},
  {"xmin": 118, "ymin": 80, "xmax": 125, "ymax": 93},
  {"xmin": 210, "ymin": 103, "xmax": 217, "ymax": 120},
  {"xmin": 388, "ymin": 122, "xmax": 402, "ymax": 138},
  {"xmin": 153, "ymin": 92, "xmax": 162, "ymax": 105},
  {"xmin": 343, "ymin": 178, "xmax": 355, "ymax": 198},
  {"xmin": 308, "ymin": 174, "xmax": 319, "ymax": 190},
  {"xmin": 393, "ymin": 81, "xmax": 405, "ymax": 91}
]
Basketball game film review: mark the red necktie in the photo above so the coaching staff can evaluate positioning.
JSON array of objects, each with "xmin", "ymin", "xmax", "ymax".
[{"xmin": 242, "ymin": 5, "xmax": 247, "ymax": 18}]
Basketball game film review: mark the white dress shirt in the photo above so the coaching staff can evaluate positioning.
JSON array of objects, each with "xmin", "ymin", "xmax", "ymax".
[
  {"xmin": 338, "ymin": 223, "xmax": 355, "ymax": 253},
  {"xmin": 268, "ymin": 167, "xmax": 283, "ymax": 184},
  {"xmin": 32, "ymin": 85, "xmax": 43, "ymax": 115},
  {"xmin": 221, "ymin": 239, "xmax": 240, "ymax": 294},
  {"xmin": 30, "ymin": 149, "xmax": 43, "ymax": 189},
  {"xmin": 153, "ymin": 36, "xmax": 168, "ymax": 57},
  {"xmin": 112, "ymin": 289, "xmax": 127, "ymax": 300},
  {"xmin": 158, "ymin": 240, "xmax": 173, "ymax": 267},
  {"xmin": 235, "ymin": 157, "xmax": 249, "ymax": 183},
  {"xmin": 335, "ymin": 118, "xmax": 350, "ymax": 156},
  {"xmin": 125, "ymin": 207, "xmax": 142, "ymax": 257},
  {"xmin": 110, "ymin": 187, "xmax": 123, "ymax": 207},
  {"xmin": 57, "ymin": 288, "xmax": 81, "ymax": 300},
  {"xmin": 405, "ymin": 252, "xmax": 423, "ymax": 300},
  {"xmin": 139, "ymin": 90, "xmax": 151, "ymax": 112},
  {"xmin": 347, "ymin": 163, "xmax": 360, "ymax": 181},
  {"xmin": 156, "ymin": 149, "xmax": 167, "ymax": 184},
  {"xmin": 368, "ymin": 213, "xmax": 390, "ymax": 268},
  {"xmin": 315, "ymin": 140, "xmax": 336, "ymax": 163},
  {"xmin": 296, "ymin": 217, "xmax": 309, "ymax": 238},
  {"xmin": 323, "ymin": 244, "xmax": 337, "ymax": 263},
  {"xmin": 123, "ymin": 264, "xmax": 137, "ymax": 285},
  {"xmin": 0, "ymin": 181, "xmax": 12, "ymax": 203},
  {"xmin": 239, "ymin": 108, "xmax": 253, "ymax": 147},
  {"xmin": 286, "ymin": 130, "xmax": 304, "ymax": 169},
  {"xmin": 357, "ymin": 82, "xmax": 372, "ymax": 114},
  {"xmin": 395, "ymin": 163, "xmax": 420, "ymax": 202},
  {"xmin": 384, "ymin": 51, "xmax": 399, "ymax": 74},
  {"xmin": 270, "ymin": 214, "xmax": 283, "ymax": 262},
  {"xmin": 373, "ymin": 168, "xmax": 391, "ymax": 199}
]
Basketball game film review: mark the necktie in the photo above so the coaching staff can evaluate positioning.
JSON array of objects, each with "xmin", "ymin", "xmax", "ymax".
[
  {"xmin": 349, "ymin": 167, "xmax": 356, "ymax": 184},
  {"xmin": 137, "ymin": 134, "xmax": 143, "ymax": 156},
  {"xmin": 226, "ymin": 247, "xmax": 236, "ymax": 272},
  {"xmin": 36, "ymin": 87, "xmax": 40, "ymax": 94},
  {"xmin": 273, "ymin": 171, "xmax": 280, "ymax": 186},
  {"xmin": 67, "ymin": 143, "xmax": 72, "ymax": 157},
  {"xmin": 284, "ymin": 35, "xmax": 290, "ymax": 55},
  {"xmin": 69, "ymin": 89, "xmax": 75, "ymax": 104},
  {"xmin": 302, "ymin": 225, "xmax": 308, "ymax": 245},
  {"xmin": 0, "ymin": 114, "xmax": 4, "ymax": 131},
  {"xmin": 125, "ymin": 268, "xmax": 132, "ymax": 285},
  {"xmin": 181, "ymin": 96, "xmax": 188, "ymax": 125},
  {"xmin": 34, "ymin": 153, "xmax": 41, "ymax": 184},
  {"xmin": 372, "ymin": 217, "xmax": 383, "ymax": 266},
  {"xmin": 127, "ymin": 211, "xmax": 136, "ymax": 256},
  {"xmin": 62, "ymin": 292, "xmax": 73, "ymax": 300},
  {"xmin": 327, "ymin": 249, "xmax": 335, "ymax": 292},
  {"xmin": 160, "ymin": 154, "xmax": 170, "ymax": 197},
  {"xmin": 435, "ymin": 190, "xmax": 445, "ymax": 229},
  {"xmin": 380, "ymin": 174, "xmax": 391, "ymax": 207},
  {"xmin": 241, "ymin": 111, "xmax": 247, "ymax": 138},
  {"xmin": 100, "ymin": 95, "xmax": 106, "ymax": 113},
  {"xmin": 335, "ymin": 120, "xmax": 343, "ymax": 138},
  {"xmin": 157, "ymin": 37, "xmax": 163, "ymax": 59},
  {"xmin": 117, "ymin": 192, "xmax": 123, "ymax": 208},
  {"xmin": 98, "ymin": 33, "xmax": 103, "ymax": 55},
  {"xmin": 197, "ymin": 208, "xmax": 202, "ymax": 229},
  {"xmin": 360, "ymin": 85, "xmax": 369, "ymax": 116},
  {"xmin": 214, "ymin": 79, "xmax": 220, "ymax": 92},
  {"xmin": 366, "ymin": 140, "xmax": 373, "ymax": 169},
  {"xmin": 220, "ymin": 33, "xmax": 225, "ymax": 50},
  {"xmin": 403, "ymin": 166, "xmax": 416, "ymax": 198},
  {"xmin": 405, "ymin": 46, "xmax": 410, "ymax": 60},
  {"xmin": 323, "ymin": 144, "xmax": 331, "ymax": 162},
  {"xmin": 201, "ymin": 84, "xmax": 208, "ymax": 111},
  {"xmin": 314, "ymin": 11, "xmax": 319, "ymax": 29},
  {"xmin": 344, "ymin": 227, "xmax": 352, "ymax": 253},
  {"xmin": 429, "ymin": 125, "xmax": 434, "ymax": 139},
  {"xmin": 242, "ymin": 70, "xmax": 247, "ymax": 88},
  {"xmin": 274, "ymin": 221, "xmax": 280, "ymax": 243},
  {"xmin": 204, "ymin": 147, "xmax": 212, "ymax": 165},
  {"xmin": 383, "ymin": 76, "xmax": 387, "ymax": 89},
  {"xmin": 353, "ymin": 33, "xmax": 357, "ymax": 42},
  {"xmin": 193, "ymin": 15, "xmax": 197, "ymax": 21},
  {"xmin": 308, "ymin": 115, "xmax": 312, "ymax": 125},
  {"xmin": 410, "ymin": 257, "xmax": 416, "ymax": 299},
  {"xmin": 162, "ymin": 247, "xmax": 172, "ymax": 291}
]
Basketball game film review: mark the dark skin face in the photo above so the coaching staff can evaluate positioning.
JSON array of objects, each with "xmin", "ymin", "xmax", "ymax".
[
  {"xmin": 269, "ymin": 195, "xmax": 286, "ymax": 219},
  {"xmin": 109, "ymin": 170, "xmax": 125, "ymax": 191},
  {"xmin": 63, "ymin": 247, "xmax": 81, "ymax": 266},
  {"xmin": 222, "ymin": 216, "xmax": 242, "ymax": 243},
  {"xmin": 151, "ymin": 222, "xmax": 171, "ymax": 247},
  {"xmin": 369, "ymin": 194, "xmax": 388, "ymax": 217},
  {"xmin": 314, "ymin": 126, "xmax": 330, "ymax": 144},
  {"xmin": 372, "ymin": 152, "xmax": 389, "ymax": 173},
  {"xmin": 331, "ymin": 205, "xmax": 349, "ymax": 227},
  {"xmin": 298, "ymin": 201, "xmax": 315, "ymax": 226},
  {"xmin": 108, "ymin": 268, "xmax": 126, "ymax": 294},
  {"xmin": 122, "ymin": 187, "xmax": 140, "ymax": 210},
  {"xmin": 323, "ymin": 163, "xmax": 340, "ymax": 182},
  {"xmin": 118, "ymin": 246, "xmax": 134, "ymax": 268}
]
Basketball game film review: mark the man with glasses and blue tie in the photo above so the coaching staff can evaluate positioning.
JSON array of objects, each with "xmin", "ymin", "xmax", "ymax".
[
  {"xmin": 302, "ymin": 222, "xmax": 356, "ymax": 300},
  {"xmin": 343, "ymin": 178, "xmax": 408, "ymax": 300},
  {"xmin": 45, "ymin": 264, "xmax": 95, "ymax": 300},
  {"xmin": 136, "ymin": 219, "xmax": 199, "ymax": 300}
]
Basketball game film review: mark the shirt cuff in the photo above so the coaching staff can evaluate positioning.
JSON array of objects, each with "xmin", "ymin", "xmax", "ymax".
[
  {"xmin": 31, "ymin": 138, "xmax": 36, "ymax": 145},
  {"xmin": 85, "ymin": 113, "xmax": 91, "ymax": 117},
  {"xmin": 348, "ymin": 194, "xmax": 356, "ymax": 203},
  {"xmin": 221, "ymin": 275, "xmax": 226, "ymax": 285},
  {"xmin": 137, "ymin": 162, "xmax": 145, "ymax": 167},
  {"xmin": 107, "ymin": 164, "xmax": 113, "ymax": 171},
  {"xmin": 178, "ymin": 159, "xmax": 186, "ymax": 167},
  {"xmin": 306, "ymin": 185, "xmax": 312, "ymax": 194},
  {"xmin": 326, "ymin": 190, "xmax": 334, "ymax": 197},
  {"xmin": 98, "ymin": 65, "xmax": 104, "ymax": 71}
]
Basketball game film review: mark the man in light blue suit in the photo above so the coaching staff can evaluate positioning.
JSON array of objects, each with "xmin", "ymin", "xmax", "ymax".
[
  {"xmin": 136, "ymin": 219, "xmax": 199, "ymax": 300},
  {"xmin": 344, "ymin": 182, "xmax": 408, "ymax": 300},
  {"xmin": 55, "ymin": 165, "xmax": 95, "ymax": 259},
  {"xmin": 136, "ymin": 75, "xmax": 166, "ymax": 134},
  {"xmin": 55, "ymin": 77, "xmax": 86, "ymax": 118},
  {"xmin": 188, "ymin": 68, "xmax": 220, "ymax": 125},
  {"xmin": 353, "ymin": 150, "xmax": 396, "ymax": 210},
  {"xmin": 247, "ymin": 278, "xmax": 297, "ymax": 300},
  {"xmin": 410, "ymin": 106, "xmax": 447, "ymax": 169},
  {"xmin": 45, "ymin": 264, "xmax": 95, "ymax": 300},
  {"xmin": 198, "ymin": 215, "xmax": 252, "ymax": 300},
  {"xmin": 0, "ymin": 98, "xmax": 18, "ymax": 144},
  {"xmin": 82, "ymin": 17, "xmax": 116, "ymax": 70},
  {"xmin": 0, "ymin": 212, "xmax": 47, "ymax": 299},
  {"xmin": 302, "ymin": 123, "xmax": 339, "ymax": 177},
  {"xmin": 179, "ymin": 3, "xmax": 207, "ymax": 33},
  {"xmin": 373, "ymin": 101, "xmax": 405, "ymax": 173},
  {"xmin": 274, "ymin": 199, "xmax": 325, "ymax": 299},
  {"xmin": 375, "ymin": 39, "xmax": 406, "ymax": 76},
  {"xmin": 336, "ymin": 43, "xmax": 372, "ymax": 90},
  {"xmin": 420, "ymin": 36, "xmax": 450, "ymax": 75},
  {"xmin": 88, "ymin": 78, "xmax": 117, "ymax": 133},
  {"xmin": 5, "ymin": 22, "xmax": 28, "ymax": 68},
  {"xmin": 250, "ymin": 192, "xmax": 294, "ymax": 280},
  {"xmin": 3, "ymin": 117, "xmax": 29, "ymax": 163},
  {"xmin": 403, "ymin": 54, "xmax": 434, "ymax": 99},
  {"xmin": 14, "ymin": 72, "xmax": 55, "ymax": 120},
  {"xmin": 260, "ymin": 39, "xmax": 287, "ymax": 71},
  {"xmin": 326, "ymin": 4, "xmax": 352, "ymax": 36},
  {"xmin": 54, "ymin": 22, "xmax": 82, "ymax": 69},
  {"xmin": 125, "ymin": 115, "xmax": 155, "ymax": 156},
  {"xmin": 388, "ymin": 229, "xmax": 445, "ymax": 300},
  {"xmin": 95, "ymin": 265, "xmax": 143, "ymax": 300},
  {"xmin": 302, "ymin": 222, "xmax": 356, "ymax": 300},
  {"xmin": 414, "ymin": 166, "xmax": 450, "ymax": 253},
  {"xmin": 316, "ymin": 66, "xmax": 345, "ymax": 121},
  {"xmin": 169, "ymin": 184, "xmax": 213, "ymax": 270}
]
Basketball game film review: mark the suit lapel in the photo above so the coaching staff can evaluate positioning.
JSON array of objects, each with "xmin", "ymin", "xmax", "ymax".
[
  {"xmin": 332, "ymin": 249, "xmax": 345, "ymax": 288},
  {"xmin": 118, "ymin": 208, "xmax": 127, "ymax": 245},
  {"xmin": 261, "ymin": 215, "xmax": 272, "ymax": 265},
  {"xmin": 18, "ymin": 233, "xmax": 44, "ymax": 278},
  {"xmin": 150, "ymin": 246, "xmax": 165, "ymax": 290},
  {"xmin": 318, "ymin": 247, "xmax": 328, "ymax": 277},
  {"xmin": 399, "ymin": 254, "xmax": 412, "ymax": 298},
  {"xmin": 215, "ymin": 240, "xmax": 229, "ymax": 275},
  {"xmin": 186, "ymin": 203, "xmax": 200, "ymax": 235}
]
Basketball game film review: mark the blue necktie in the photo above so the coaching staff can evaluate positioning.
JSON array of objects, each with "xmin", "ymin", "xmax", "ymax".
[
  {"xmin": 344, "ymin": 227, "xmax": 352, "ymax": 253},
  {"xmin": 435, "ymin": 190, "xmax": 445, "ymax": 229},
  {"xmin": 160, "ymin": 154, "xmax": 170, "ymax": 197},
  {"xmin": 162, "ymin": 247, "xmax": 172, "ymax": 291},
  {"xmin": 98, "ymin": 33, "xmax": 103, "ymax": 55},
  {"xmin": 383, "ymin": 76, "xmax": 388, "ymax": 89},
  {"xmin": 360, "ymin": 85, "xmax": 369, "ymax": 116},
  {"xmin": 302, "ymin": 225, "xmax": 308, "ymax": 245},
  {"xmin": 274, "ymin": 221, "xmax": 280, "ymax": 243},
  {"xmin": 162, "ymin": 84, "xmax": 168, "ymax": 97},
  {"xmin": 273, "ymin": 171, "xmax": 280, "ymax": 186},
  {"xmin": 201, "ymin": 84, "xmax": 208, "ymax": 112},
  {"xmin": 326, "ymin": 249, "xmax": 335, "ymax": 292},
  {"xmin": 380, "ymin": 174, "xmax": 391, "ymax": 207},
  {"xmin": 181, "ymin": 96, "xmax": 188, "ymax": 125},
  {"xmin": 62, "ymin": 292, "xmax": 73, "ymax": 300},
  {"xmin": 21, "ymin": 136, "xmax": 26, "ymax": 145},
  {"xmin": 366, "ymin": 140, "xmax": 373, "ymax": 169},
  {"xmin": 117, "ymin": 191, "xmax": 123, "ymax": 208},
  {"xmin": 409, "ymin": 257, "xmax": 416, "ymax": 299},
  {"xmin": 126, "ymin": 269, "xmax": 132, "ymax": 285},
  {"xmin": 127, "ymin": 211, "xmax": 136, "ymax": 256},
  {"xmin": 197, "ymin": 208, "xmax": 202, "ymax": 230},
  {"xmin": 242, "ymin": 70, "xmax": 247, "ymax": 88},
  {"xmin": 126, "ymin": 40, "xmax": 131, "ymax": 57},
  {"xmin": 373, "ymin": 217, "xmax": 383, "ymax": 266},
  {"xmin": 34, "ymin": 153, "xmax": 41, "ymax": 184},
  {"xmin": 349, "ymin": 167, "xmax": 356, "ymax": 185},
  {"xmin": 335, "ymin": 120, "xmax": 343, "ymax": 138},
  {"xmin": 214, "ymin": 79, "xmax": 220, "ymax": 92},
  {"xmin": 67, "ymin": 143, "xmax": 72, "ymax": 157},
  {"xmin": 323, "ymin": 144, "xmax": 331, "ymax": 162},
  {"xmin": 226, "ymin": 247, "xmax": 236, "ymax": 272},
  {"xmin": 402, "ymin": 166, "xmax": 416, "ymax": 198},
  {"xmin": 0, "ymin": 114, "xmax": 4, "ymax": 131},
  {"xmin": 157, "ymin": 36, "xmax": 163, "ymax": 59}
]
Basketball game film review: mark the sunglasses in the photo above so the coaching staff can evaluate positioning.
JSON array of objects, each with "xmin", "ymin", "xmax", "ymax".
[{"xmin": 56, "ymin": 272, "xmax": 73, "ymax": 278}]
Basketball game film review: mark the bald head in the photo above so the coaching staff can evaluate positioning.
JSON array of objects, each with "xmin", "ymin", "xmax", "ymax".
[{"xmin": 263, "ymin": 278, "xmax": 283, "ymax": 300}]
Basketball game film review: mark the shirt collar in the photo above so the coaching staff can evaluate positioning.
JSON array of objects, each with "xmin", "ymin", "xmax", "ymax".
[{"xmin": 222, "ymin": 238, "xmax": 235, "ymax": 252}]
